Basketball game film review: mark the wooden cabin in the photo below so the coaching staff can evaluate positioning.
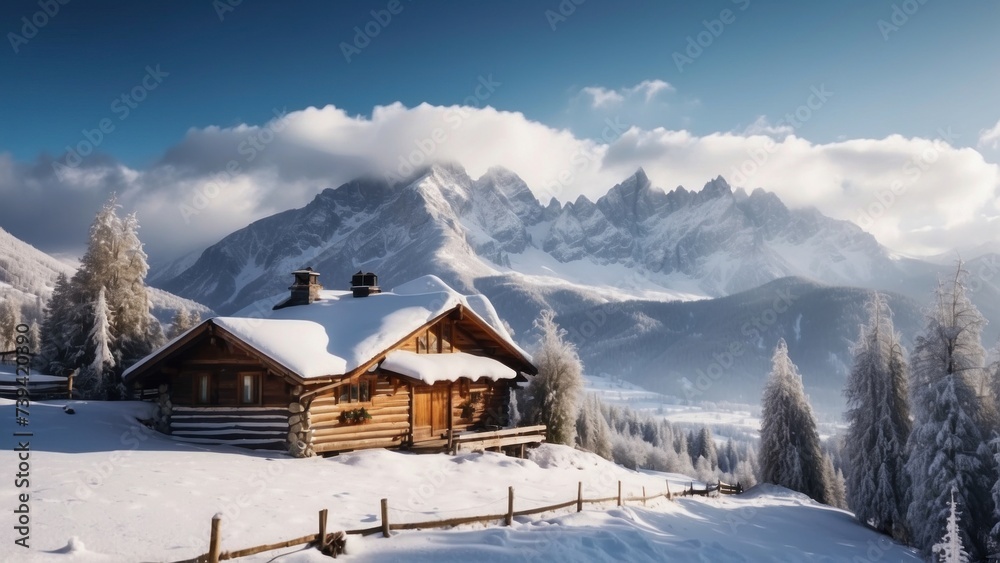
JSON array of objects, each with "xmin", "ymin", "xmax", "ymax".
[{"xmin": 123, "ymin": 271, "xmax": 538, "ymax": 457}]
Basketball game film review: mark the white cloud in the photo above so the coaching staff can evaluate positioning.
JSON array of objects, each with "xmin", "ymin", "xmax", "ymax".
[
  {"xmin": 580, "ymin": 79, "xmax": 674, "ymax": 108},
  {"xmin": 978, "ymin": 118, "xmax": 1000, "ymax": 149},
  {"xmin": 581, "ymin": 86, "xmax": 625, "ymax": 108},
  {"xmin": 739, "ymin": 115, "xmax": 795, "ymax": 137},
  {"xmin": 2, "ymin": 102, "xmax": 999, "ymax": 261}
]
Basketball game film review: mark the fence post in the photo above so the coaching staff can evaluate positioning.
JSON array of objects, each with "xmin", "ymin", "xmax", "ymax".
[
  {"xmin": 617, "ymin": 481, "xmax": 622, "ymax": 507},
  {"xmin": 318, "ymin": 508, "xmax": 328, "ymax": 550},
  {"xmin": 642, "ymin": 486, "xmax": 646, "ymax": 506},
  {"xmin": 506, "ymin": 486, "xmax": 514, "ymax": 526},
  {"xmin": 67, "ymin": 371, "xmax": 74, "ymax": 399},
  {"xmin": 577, "ymin": 482, "xmax": 583, "ymax": 512},
  {"xmin": 208, "ymin": 514, "xmax": 222, "ymax": 563},
  {"xmin": 666, "ymin": 480, "xmax": 672, "ymax": 501},
  {"xmin": 380, "ymin": 498, "xmax": 390, "ymax": 538}
]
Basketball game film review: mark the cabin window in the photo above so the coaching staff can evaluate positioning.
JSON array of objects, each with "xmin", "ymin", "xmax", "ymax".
[
  {"xmin": 338, "ymin": 378, "xmax": 373, "ymax": 404},
  {"xmin": 240, "ymin": 374, "xmax": 258, "ymax": 404},
  {"xmin": 442, "ymin": 323, "xmax": 453, "ymax": 353},
  {"xmin": 197, "ymin": 374, "xmax": 210, "ymax": 404},
  {"xmin": 427, "ymin": 326, "xmax": 439, "ymax": 353}
]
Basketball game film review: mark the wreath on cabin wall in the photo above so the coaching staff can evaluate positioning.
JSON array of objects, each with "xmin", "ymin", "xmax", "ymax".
[
  {"xmin": 459, "ymin": 391, "xmax": 483, "ymax": 420},
  {"xmin": 339, "ymin": 407, "xmax": 373, "ymax": 425}
]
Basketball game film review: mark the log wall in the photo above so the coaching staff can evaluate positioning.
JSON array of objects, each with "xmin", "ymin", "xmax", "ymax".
[
  {"xmin": 309, "ymin": 378, "xmax": 411, "ymax": 454},
  {"xmin": 168, "ymin": 406, "xmax": 290, "ymax": 450}
]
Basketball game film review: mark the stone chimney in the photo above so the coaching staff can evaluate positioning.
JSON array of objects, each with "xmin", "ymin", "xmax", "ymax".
[
  {"xmin": 272, "ymin": 267, "xmax": 323, "ymax": 310},
  {"xmin": 351, "ymin": 271, "xmax": 381, "ymax": 298}
]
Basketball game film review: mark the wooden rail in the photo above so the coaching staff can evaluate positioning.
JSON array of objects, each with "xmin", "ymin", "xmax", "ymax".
[
  {"xmin": 450, "ymin": 424, "xmax": 547, "ymax": 454},
  {"xmin": 174, "ymin": 476, "xmax": 744, "ymax": 562}
]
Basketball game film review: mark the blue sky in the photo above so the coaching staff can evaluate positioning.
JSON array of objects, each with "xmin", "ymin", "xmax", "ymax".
[
  {"xmin": 1, "ymin": 0, "xmax": 999, "ymax": 259},
  {"xmin": 3, "ymin": 0, "xmax": 997, "ymax": 164}
]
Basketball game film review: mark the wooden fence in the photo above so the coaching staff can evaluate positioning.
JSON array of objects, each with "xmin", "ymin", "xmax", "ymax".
[
  {"xmin": 0, "ymin": 371, "xmax": 73, "ymax": 400},
  {"xmin": 172, "ymin": 478, "xmax": 744, "ymax": 563}
]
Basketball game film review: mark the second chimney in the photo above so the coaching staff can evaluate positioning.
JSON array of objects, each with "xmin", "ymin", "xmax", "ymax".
[{"xmin": 351, "ymin": 271, "xmax": 381, "ymax": 298}]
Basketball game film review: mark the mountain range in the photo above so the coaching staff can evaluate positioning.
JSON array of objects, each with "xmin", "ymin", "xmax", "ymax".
[{"xmin": 6, "ymin": 162, "xmax": 999, "ymax": 415}]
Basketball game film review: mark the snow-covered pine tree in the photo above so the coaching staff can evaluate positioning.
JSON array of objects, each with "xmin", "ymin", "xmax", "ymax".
[
  {"xmin": 524, "ymin": 309, "xmax": 583, "ymax": 446},
  {"xmin": 697, "ymin": 426, "xmax": 719, "ymax": 470},
  {"xmin": 0, "ymin": 298, "xmax": 19, "ymax": 351},
  {"xmin": 62, "ymin": 196, "xmax": 161, "ymax": 385},
  {"xmin": 843, "ymin": 292, "xmax": 911, "ymax": 539},
  {"xmin": 933, "ymin": 488, "xmax": 971, "ymax": 563},
  {"xmin": 169, "ymin": 308, "xmax": 192, "ymax": 339},
  {"xmin": 576, "ymin": 394, "xmax": 612, "ymax": 459},
  {"xmin": 823, "ymin": 453, "xmax": 847, "ymax": 509},
  {"xmin": 759, "ymin": 339, "xmax": 830, "ymax": 504},
  {"xmin": 39, "ymin": 273, "xmax": 84, "ymax": 375},
  {"xmin": 81, "ymin": 287, "xmax": 115, "ymax": 396},
  {"xmin": 111, "ymin": 211, "xmax": 159, "ymax": 365},
  {"xmin": 905, "ymin": 265, "xmax": 995, "ymax": 559}
]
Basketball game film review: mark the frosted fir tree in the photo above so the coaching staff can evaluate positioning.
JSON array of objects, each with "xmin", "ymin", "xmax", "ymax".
[
  {"xmin": 0, "ymin": 298, "xmax": 19, "ymax": 351},
  {"xmin": 59, "ymin": 196, "xmax": 161, "ymax": 385},
  {"xmin": 40, "ymin": 273, "xmax": 87, "ymax": 375},
  {"xmin": 524, "ymin": 309, "xmax": 583, "ymax": 446},
  {"xmin": 83, "ymin": 288, "xmax": 115, "ymax": 395},
  {"xmin": 169, "ymin": 308, "xmax": 193, "ymax": 339},
  {"xmin": 696, "ymin": 426, "xmax": 719, "ymax": 470},
  {"xmin": 905, "ymin": 265, "xmax": 994, "ymax": 559},
  {"xmin": 932, "ymin": 488, "xmax": 970, "ymax": 563},
  {"xmin": 576, "ymin": 394, "xmax": 612, "ymax": 459},
  {"xmin": 843, "ymin": 293, "xmax": 911, "ymax": 539},
  {"xmin": 759, "ymin": 339, "xmax": 830, "ymax": 504}
]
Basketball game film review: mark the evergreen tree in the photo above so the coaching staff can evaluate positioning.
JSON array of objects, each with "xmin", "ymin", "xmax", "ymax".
[
  {"xmin": 0, "ymin": 298, "xmax": 19, "ymax": 351},
  {"xmin": 525, "ymin": 309, "xmax": 583, "ymax": 446},
  {"xmin": 843, "ymin": 293, "xmax": 911, "ymax": 539},
  {"xmin": 905, "ymin": 266, "xmax": 995, "ymax": 559},
  {"xmin": 169, "ymin": 308, "xmax": 193, "ymax": 339},
  {"xmin": 696, "ymin": 426, "xmax": 719, "ymax": 470},
  {"xmin": 576, "ymin": 394, "xmax": 613, "ymax": 459},
  {"xmin": 39, "ymin": 273, "xmax": 82, "ymax": 375},
  {"xmin": 759, "ymin": 339, "xmax": 830, "ymax": 503},
  {"xmin": 44, "ymin": 196, "xmax": 160, "ymax": 388},
  {"xmin": 81, "ymin": 287, "xmax": 115, "ymax": 395},
  {"xmin": 932, "ymin": 489, "xmax": 971, "ymax": 563},
  {"xmin": 824, "ymin": 453, "xmax": 847, "ymax": 509}
]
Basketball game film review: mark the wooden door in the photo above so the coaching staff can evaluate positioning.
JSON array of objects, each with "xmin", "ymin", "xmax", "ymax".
[
  {"xmin": 414, "ymin": 387, "xmax": 432, "ymax": 429},
  {"xmin": 430, "ymin": 386, "xmax": 449, "ymax": 433},
  {"xmin": 413, "ymin": 385, "xmax": 450, "ymax": 438}
]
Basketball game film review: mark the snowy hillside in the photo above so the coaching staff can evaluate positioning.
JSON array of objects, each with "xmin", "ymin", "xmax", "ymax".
[
  {"xmin": 0, "ymin": 398, "xmax": 919, "ymax": 562},
  {"xmin": 0, "ymin": 225, "xmax": 213, "ymax": 327}
]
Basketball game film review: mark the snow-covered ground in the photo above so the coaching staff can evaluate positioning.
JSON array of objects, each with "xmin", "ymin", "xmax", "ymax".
[{"xmin": 0, "ymin": 398, "xmax": 918, "ymax": 562}]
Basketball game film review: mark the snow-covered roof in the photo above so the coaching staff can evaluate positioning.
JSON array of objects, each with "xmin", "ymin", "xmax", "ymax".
[
  {"xmin": 381, "ymin": 350, "xmax": 517, "ymax": 385},
  {"xmin": 125, "ymin": 275, "xmax": 531, "ymax": 382}
]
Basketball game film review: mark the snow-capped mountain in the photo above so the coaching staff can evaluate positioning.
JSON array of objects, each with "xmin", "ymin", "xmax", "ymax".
[
  {"xmin": 149, "ymin": 163, "xmax": 1000, "ymax": 413},
  {"xmin": 0, "ymin": 226, "xmax": 213, "ymax": 326},
  {"xmin": 153, "ymin": 163, "xmax": 911, "ymax": 316}
]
